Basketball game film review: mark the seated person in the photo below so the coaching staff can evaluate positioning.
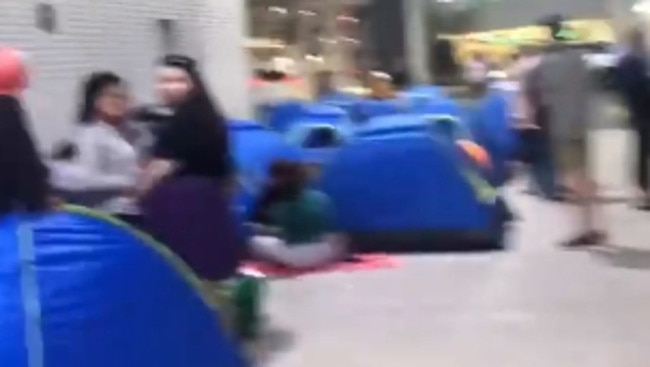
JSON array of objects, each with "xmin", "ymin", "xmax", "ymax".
[{"xmin": 247, "ymin": 160, "xmax": 347, "ymax": 269}]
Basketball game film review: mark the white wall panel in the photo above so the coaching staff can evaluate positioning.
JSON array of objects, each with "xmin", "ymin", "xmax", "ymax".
[{"xmin": 0, "ymin": 0, "xmax": 251, "ymax": 151}]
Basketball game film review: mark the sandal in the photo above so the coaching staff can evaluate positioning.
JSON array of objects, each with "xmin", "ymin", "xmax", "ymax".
[{"xmin": 561, "ymin": 230, "xmax": 607, "ymax": 248}]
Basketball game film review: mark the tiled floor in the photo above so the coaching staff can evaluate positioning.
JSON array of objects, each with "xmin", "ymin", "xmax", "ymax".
[{"xmin": 262, "ymin": 188, "xmax": 650, "ymax": 367}]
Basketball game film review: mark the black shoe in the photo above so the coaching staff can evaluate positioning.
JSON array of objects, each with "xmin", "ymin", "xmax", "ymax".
[{"xmin": 561, "ymin": 230, "xmax": 607, "ymax": 248}]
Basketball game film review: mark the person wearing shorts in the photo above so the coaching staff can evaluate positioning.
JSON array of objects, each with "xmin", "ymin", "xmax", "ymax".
[{"xmin": 536, "ymin": 17, "xmax": 607, "ymax": 247}]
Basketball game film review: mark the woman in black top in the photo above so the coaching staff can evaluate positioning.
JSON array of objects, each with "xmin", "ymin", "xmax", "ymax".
[
  {"xmin": 0, "ymin": 49, "xmax": 50, "ymax": 217},
  {"xmin": 139, "ymin": 55, "xmax": 233, "ymax": 192},
  {"xmin": 139, "ymin": 55, "xmax": 241, "ymax": 282}
]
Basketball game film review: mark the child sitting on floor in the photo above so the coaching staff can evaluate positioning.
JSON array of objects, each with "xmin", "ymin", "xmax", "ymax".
[{"xmin": 247, "ymin": 160, "xmax": 347, "ymax": 269}]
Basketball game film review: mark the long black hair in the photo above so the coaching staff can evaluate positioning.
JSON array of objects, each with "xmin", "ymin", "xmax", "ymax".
[
  {"xmin": 152, "ymin": 55, "xmax": 233, "ymax": 179},
  {"xmin": 78, "ymin": 71, "xmax": 122, "ymax": 123},
  {"xmin": 0, "ymin": 95, "xmax": 49, "ymax": 215},
  {"xmin": 249, "ymin": 160, "xmax": 307, "ymax": 224}
]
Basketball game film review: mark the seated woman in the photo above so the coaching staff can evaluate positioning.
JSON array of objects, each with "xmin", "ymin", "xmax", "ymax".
[{"xmin": 248, "ymin": 160, "xmax": 347, "ymax": 269}]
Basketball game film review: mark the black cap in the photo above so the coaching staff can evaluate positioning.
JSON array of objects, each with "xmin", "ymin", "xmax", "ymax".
[{"xmin": 537, "ymin": 14, "xmax": 567, "ymax": 41}]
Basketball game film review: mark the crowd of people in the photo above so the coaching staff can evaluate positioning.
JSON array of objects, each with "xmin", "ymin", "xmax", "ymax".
[{"xmin": 0, "ymin": 47, "xmax": 347, "ymax": 296}]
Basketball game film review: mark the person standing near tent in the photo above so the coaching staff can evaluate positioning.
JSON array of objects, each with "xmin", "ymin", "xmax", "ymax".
[
  {"xmin": 616, "ymin": 27, "xmax": 650, "ymax": 209},
  {"xmin": 514, "ymin": 45, "xmax": 559, "ymax": 199},
  {"xmin": 0, "ymin": 47, "xmax": 52, "ymax": 217},
  {"xmin": 536, "ymin": 16, "xmax": 607, "ymax": 246},
  {"xmin": 139, "ymin": 54, "xmax": 241, "ymax": 282},
  {"xmin": 54, "ymin": 72, "xmax": 146, "ymax": 221}
]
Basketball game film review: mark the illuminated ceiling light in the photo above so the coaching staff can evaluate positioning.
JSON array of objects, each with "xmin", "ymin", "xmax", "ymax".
[
  {"xmin": 305, "ymin": 54, "xmax": 324, "ymax": 63},
  {"xmin": 297, "ymin": 9, "xmax": 316, "ymax": 16},
  {"xmin": 318, "ymin": 37, "xmax": 338, "ymax": 44},
  {"xmin": 268, "ymin": 6, "xmax": 288, "ymax": 15},
  {"xmin": 632, "ymin": 0, "xmax": 650, "ymax": 13},
  {"xmin": 340, "ymin": 37, "xmax": 360, "ymax": 44},
  {"xmin": 336, "ymin": 15, "xmax": 359, "ymax": 23}
]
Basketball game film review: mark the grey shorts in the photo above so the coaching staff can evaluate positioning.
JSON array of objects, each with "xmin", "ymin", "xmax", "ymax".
[{"xmin": 553, "ymin": 138, "xmax": 588, "ymax": 174}]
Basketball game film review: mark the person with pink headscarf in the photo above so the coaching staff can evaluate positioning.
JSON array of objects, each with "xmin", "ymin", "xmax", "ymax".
[{"xmin": 0, "ymin": 47, "xmax": 51, "ymax": 216}]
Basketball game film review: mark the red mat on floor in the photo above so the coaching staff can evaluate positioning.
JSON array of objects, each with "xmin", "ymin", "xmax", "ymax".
[{"xmin": 241, "ymin": 254, "xmax": 399, "ymax": 278}]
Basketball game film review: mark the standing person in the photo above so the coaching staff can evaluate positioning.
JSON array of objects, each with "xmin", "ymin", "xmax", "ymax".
[
  {"xmin": 63, "ymin": 72, "xmax": 144, "ymax": 219},
  {"xmin": 139, "ymin": 54, "xmax": 240, "ymax": 282},
  {"xmin": 515, "ymin": 45, "xmax": 559, "ymax": 199},
  {"xmin": 464, "ymin": 52, "xmax": 489, "ymax": 87},
  {"xmin": 0, "ymin": 47, "xmax": 51, "ymax": 217},
  {"xmin": 537, "ymin": 16, "xmax": 607, "ymax": 246},
  {"xmin": 616, "ymin": 28, "xmax": 650, "ymax": 209}
]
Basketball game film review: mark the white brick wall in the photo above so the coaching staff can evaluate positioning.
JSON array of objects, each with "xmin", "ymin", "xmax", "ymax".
[{"xmin": 0, "ymin": 0, "xmax": 252, "ymax": 151}]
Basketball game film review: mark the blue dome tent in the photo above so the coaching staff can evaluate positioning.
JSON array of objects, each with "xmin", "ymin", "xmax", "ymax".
[
  {"xmin": 319, "ymin": 92, "xmax": 360, "ymax": 115},
  {"xmin": 265, "ymin": 100, "xmax": 305, "ymax": 132},
  {"xmin": 354, "ymin": 114, "xmax": 470, "ymax": 142},
  {"xmin": 401, "ymin": 85, "xmax": 444, "ymax": 111},
  {"xmin": 0, "ymin": 208, "xmax": 247, "ymax": 367},
  {"xmin": 355, "ymin": 98, "xmax": 406, "ymax": 122},
  {"xmin": 408, "ymin": 95, "xmax": 464, "ymax": 117},
  {"xmin": 295, "ymin": 104, "xmax": 349, "ymax": 126},
  {"xmin": 321, "ymin": 125, "xmax": 504, "ymax": 252},
  {"xmin": 228, "ymin": 121, "xmax": 301, "ymax": 212},
  {"xmin": 285, "ymin": 121, "xmax": 351, "ymax": 187},
  {"xmin": 467, "ymin": 91, "xmax": 518, "ymax": 186}
]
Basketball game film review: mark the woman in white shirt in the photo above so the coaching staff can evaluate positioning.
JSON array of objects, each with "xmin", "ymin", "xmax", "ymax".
[{"xmin": 54, "ymin": 72, "xmax": 143, "ymax": 218}]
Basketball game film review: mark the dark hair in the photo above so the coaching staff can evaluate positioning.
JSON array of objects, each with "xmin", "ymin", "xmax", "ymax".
[
  {"xmin": 269, "ymin": 160, "xmax": 307, "ymax": 196},
  {"xmin": 78, "ymin": 71, "xmax": 122, "ymax": 123},
  {"xmin": 249, "ymin": 160, "xmax": 306, "ymax": 224},
  {"xmin": 51, "ymin": 140, "xmax": 77, "ymax": 161},
  {"xmin": 153, "ymin": 55, "xmax": 233, "ymax": 179}
]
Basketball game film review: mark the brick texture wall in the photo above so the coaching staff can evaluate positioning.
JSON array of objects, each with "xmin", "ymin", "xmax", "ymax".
[{"xmin": 0, "ymin": 0, "xmax": 252, "ymax": 151}]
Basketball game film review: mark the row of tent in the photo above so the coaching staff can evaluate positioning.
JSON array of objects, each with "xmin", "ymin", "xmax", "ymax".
[{"xmin": 231, "ymin": 85, "xmax": 519, "ymax": 252}]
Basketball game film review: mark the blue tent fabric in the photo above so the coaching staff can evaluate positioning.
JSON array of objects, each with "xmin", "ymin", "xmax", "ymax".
[
  {"xmin": 228, "ymin": 121, "xmax": 301, "ymax": 212},
  {"xmin": 297, "ymin": 104, "xmax": 348, "ymax": 124},
  {"xmin": 355, "ymin": 99, "xmax": 407, "ymax": 122},
  {"xmin": 0, "ymin": 209, "xmax": 247, "ymax": 367},
  {"xmin": 408, "ymin": 96, "xmax": 464, "ymax": 117},
  {"xmin": 354, "ymin": 114, "xmax": 471, "ymax": 142},
  {"xmin": 321, "ymin": 133, "xmax": 497, "ymax": 233},
  {"xmin": 354, "ymin": 114, "xmax": 432, "ymax": 138},
  {"xmin": 318, "ymin": 92, "xmax": 360, "ymax": 114},
  {"xmin": 467, "ymin": 92, "xmax": 518, "ymax": 186},
  {"xmin": 265, "ymin": 101, "xmax": 305, "ymax": 131}
]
